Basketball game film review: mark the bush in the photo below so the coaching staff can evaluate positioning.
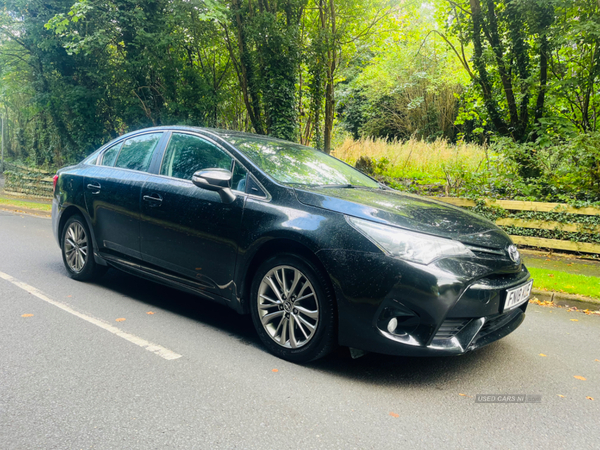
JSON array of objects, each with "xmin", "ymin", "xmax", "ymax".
[
  {"xmin": 489, "ymin": 133, "xmax": 600, "ymax": 203},
  {"xmin": 335, "ymin": 132, "xmax": 600, "ymax": 205}
]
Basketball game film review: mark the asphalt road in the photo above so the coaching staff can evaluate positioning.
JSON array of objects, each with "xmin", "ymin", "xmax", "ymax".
[{"xmin": 1, "ymin": 210, "xmax": 599, "ymax": 450}]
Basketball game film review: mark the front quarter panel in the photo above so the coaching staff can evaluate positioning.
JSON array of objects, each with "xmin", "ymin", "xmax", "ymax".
[{"xmin": 234, "ymin": 187, "xmax": 375, "ymax": 307}]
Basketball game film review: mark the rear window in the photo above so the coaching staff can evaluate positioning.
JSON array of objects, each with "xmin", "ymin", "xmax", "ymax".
[
  {"xmin": 100, "ymin": 143, "xmax": 122, "ymax": 167},
  {"xmin": 83, "ymin": 149, "xmax": 101, "ymax": 165}
]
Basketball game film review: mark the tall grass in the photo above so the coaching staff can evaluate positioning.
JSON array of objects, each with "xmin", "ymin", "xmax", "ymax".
[{"xmin": 332, "ymin": 137, "xmax": 487, "ymax": 184}]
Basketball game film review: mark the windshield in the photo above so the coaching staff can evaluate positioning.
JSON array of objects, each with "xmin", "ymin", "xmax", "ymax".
[{"xmin": 222, "ymin": 134, "xmax": 380, "ymax": 188}]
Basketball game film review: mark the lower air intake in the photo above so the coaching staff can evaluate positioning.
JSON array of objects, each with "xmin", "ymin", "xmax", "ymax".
[{"xmin": 433, "ymin": 319, "xmax": 472, "ymax": 340}]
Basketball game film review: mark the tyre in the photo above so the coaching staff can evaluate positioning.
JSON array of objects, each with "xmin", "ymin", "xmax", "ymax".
[
  {"xmin": 61, "ymin": 215, "xmax": 107, "ymax": 281},
  {"xmin": 250, "ymin": 253, "xmax": 336, "ymax": 363}
]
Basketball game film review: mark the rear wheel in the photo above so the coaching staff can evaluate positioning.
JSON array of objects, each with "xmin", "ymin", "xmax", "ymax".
[
  {"xmin": 250, "ymin": 253, "xmax": 336, "ymax": 363},
  {"xmin": 61, "ymin": 215, "xmax": 107, "ymax": 281}
]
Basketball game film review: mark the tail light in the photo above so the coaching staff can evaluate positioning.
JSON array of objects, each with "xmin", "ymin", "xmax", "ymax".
[{"xmin": 53, "ymin": 174, "xmax": 59, "ymax": 194}]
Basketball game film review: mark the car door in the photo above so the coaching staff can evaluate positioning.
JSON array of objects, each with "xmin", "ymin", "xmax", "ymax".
[
  {"xmin": 140, "ymin": 132, "xmax": 247, "ymax": 300},
  {"xmin": 84, "ymin": 132, "xmax": 165, "ymax": 260}
]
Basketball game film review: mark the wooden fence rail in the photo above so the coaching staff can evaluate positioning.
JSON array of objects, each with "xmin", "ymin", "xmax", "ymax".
[
  {"xmin": 429, "ymin": 197, "xmax": 600, "ymax": 254},
  {"xmin": 3, "ymin": 164, "xmax": 54, "ymax": 199},
  {"xmin": 430, "ymin": 197, "xmax": 600, "ymax": 216},
  {"xmin": 2, "ymin": 170, "xmax": 599, "ymax": 254}
]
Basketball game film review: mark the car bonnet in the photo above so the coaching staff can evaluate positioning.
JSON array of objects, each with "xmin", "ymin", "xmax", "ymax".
[{"xmin": 293, "ymin": 187, "xmax": 511, "ymax": 250}]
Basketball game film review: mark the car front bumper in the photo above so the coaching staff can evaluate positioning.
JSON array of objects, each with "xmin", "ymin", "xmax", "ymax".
[{"xmin": 316, "ymin": 249, "xmax": 530, "ymax": 357}]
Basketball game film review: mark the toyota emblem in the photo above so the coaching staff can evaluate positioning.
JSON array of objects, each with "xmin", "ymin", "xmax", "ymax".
[{"xmin": 508, "ymin": 245, "xmax": 520, "ymax": 263}]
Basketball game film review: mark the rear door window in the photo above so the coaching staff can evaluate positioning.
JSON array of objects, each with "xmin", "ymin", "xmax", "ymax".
[
  {"xmin": 100, "ymin": 143, "xmax": 122, "ymax": 167},
  {"xmin": 160, "ymin": 133, "xmax": 232, "ymax": 180},
  {"xmin": 115, "ymin": 133, "xmax": 163, "ymax": 172},
  {"xmin": 83, "ymin": 148, "xmax": 102, "ymax": 165}
]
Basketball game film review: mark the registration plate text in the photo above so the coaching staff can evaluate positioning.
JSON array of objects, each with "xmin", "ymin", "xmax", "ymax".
[{"xmin": 504, "ymin": 279, "xmax": 534, "ymax": 311}]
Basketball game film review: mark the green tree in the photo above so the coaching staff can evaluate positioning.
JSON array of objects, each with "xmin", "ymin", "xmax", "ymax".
[
  {"xmin": 336, "ymin": 1, "xmax": 470, "ymax": 142},
  {"xmin": 546, "ymin": 0, "xmax": 600, "ymax": 133},
  {"xmin": 439, "ymin": 0, "xmax": 555, "ymax": 143},
  {"xmin": 302, "ymin": 0, "xmax": 395, "ymax": 153},
  {"xmin": 219, "ymin": 0, "xmax": 306, "ymax": 141}
]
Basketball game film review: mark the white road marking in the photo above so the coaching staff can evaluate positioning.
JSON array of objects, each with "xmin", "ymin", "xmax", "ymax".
[{"xmin": 0, "ymin": 271, "xmax": 182, "ymax": 361}]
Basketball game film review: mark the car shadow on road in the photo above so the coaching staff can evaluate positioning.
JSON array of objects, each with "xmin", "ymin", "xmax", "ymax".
[
  {"xmin": 93, "ymin": 267, "xmax": 517, "ymax": 387},
  {"xmin": 307, "ymin": 341, "xmax": 511, "ymax": 386},
  {"xmin": 95, "ymin": 267, "xmax": 261, "ymax": 345}
]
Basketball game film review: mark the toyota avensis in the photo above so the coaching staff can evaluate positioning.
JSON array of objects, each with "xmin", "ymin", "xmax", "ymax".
[{"xmin": 52, "ymin": 126, "xmax": 533, "ymax": 362}]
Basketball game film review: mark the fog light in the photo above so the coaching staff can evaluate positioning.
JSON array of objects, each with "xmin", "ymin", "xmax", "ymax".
[{"xmin": 387, "ymin": 317, "xmax": 398, "ymax": 334}]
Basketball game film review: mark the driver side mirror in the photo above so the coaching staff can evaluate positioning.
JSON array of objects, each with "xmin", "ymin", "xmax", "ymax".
[{"xmin": 191, "ymin": 168, "xmax": 236, "ymax": 204}]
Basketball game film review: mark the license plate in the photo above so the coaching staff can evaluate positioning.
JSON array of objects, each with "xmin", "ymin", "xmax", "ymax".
[{"xmin": 504, "ymin": 279, "xmax": 534, "ymax": 311}]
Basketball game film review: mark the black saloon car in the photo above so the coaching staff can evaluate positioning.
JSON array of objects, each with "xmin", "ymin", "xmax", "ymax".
[{"xmin": 52, "ymin": 126, "xmax": 533, "ymax": 362}]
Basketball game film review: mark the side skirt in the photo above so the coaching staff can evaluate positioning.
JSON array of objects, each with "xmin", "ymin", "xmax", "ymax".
[{"xmin": 101, "ymin": 253, "xmax": 234, "ymax": 310}]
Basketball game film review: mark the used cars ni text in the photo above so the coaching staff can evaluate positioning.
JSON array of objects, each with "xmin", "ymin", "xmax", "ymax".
[{"xmin": 52, "ymin": 126, "xmax": 533, "ymax": 362}]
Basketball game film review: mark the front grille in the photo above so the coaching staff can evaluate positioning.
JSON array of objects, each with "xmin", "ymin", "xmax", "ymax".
[
  {"xmin": 470, "ymin": 250, "xmax": 508, "ymax": 261},
  {"xmin": 484, "ymin": 270, "xmax": 527, "ymax": 282},
  {"xmin": 466, "ymin": 245, "xmax": 509, "ymax": 261},
  {"xmin": 433, "ymin": 319, "xmax": 471, "ymax": 340}
]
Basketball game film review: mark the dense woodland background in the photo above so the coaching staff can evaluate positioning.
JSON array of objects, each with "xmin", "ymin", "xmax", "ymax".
[{"xmin": 1, "ymin": 0, "xmax": 599, "ymax": 202}]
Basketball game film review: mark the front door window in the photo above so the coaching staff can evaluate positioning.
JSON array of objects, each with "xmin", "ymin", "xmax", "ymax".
[{"xmin": 160, "ymin": 133, "xmax": 232, "ymax": 180}]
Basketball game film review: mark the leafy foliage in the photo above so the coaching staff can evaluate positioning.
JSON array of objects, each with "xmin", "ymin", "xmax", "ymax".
[
  {"xmin": 0, "ymin": 0, "xmax": 394, "ymax": 165},
  {"xmin": 336, "ymin": 3, "xmax": 469, "ymax": 142},
  {"xmin": 0, "ymin": 0, "xmax": 598, "ymax": 208}
]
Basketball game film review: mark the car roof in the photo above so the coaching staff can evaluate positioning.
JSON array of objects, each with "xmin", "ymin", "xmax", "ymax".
[{"xmin": 118, "ymin": 126, "xmax": 306, "ymax": 148}]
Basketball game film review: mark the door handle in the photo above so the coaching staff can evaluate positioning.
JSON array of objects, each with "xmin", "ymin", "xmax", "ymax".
[
  {"xmin": 143, "ymin": 194, "xmax": 163, "ymax": 205},
  {"xmin": 86, "ymin": 183, "xmax": 101, "ymax": 193}
]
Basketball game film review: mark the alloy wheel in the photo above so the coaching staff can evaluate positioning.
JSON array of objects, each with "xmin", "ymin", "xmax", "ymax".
[
  {"xmin": 64, "ymin": 222, "xmax": 88, "ymax": 273},
  {"xmin": 257, "ymin": 265, "xmax": 319, "ymax": 349}
]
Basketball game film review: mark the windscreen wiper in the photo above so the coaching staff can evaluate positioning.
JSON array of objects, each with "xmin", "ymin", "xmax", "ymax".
[{"xmin": 314, "ymin": 184, "xmax": 355, "ymax": 188}]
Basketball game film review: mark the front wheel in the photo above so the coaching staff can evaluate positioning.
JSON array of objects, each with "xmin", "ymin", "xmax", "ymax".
[
  {"xmin": 61, "ymin": 215, "xmax": 107, "ymax": 281},
  {"xmin": 250, "ymin": 254, "xmax": 336, "ymax": 363}
]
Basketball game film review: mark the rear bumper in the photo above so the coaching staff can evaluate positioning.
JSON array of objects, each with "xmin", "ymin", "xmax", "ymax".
[
  {"xmin": 316, "ymin": 249, "xmax": 530, "ymax": 357},
  {"xmin": 51, "ymin": 198, "xmax": 60, "ymax": 246}
]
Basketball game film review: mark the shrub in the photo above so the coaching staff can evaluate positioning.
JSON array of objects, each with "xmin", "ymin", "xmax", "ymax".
[{"xmin": 335, "ymin": 133, "xmax": 600, "ymax": 204}]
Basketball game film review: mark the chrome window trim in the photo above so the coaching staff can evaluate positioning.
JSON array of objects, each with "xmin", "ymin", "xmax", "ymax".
[
  {"xmin": 90, "ymin": 129, "xmax": 270, "ymax": 201},
  {"xmin": 90, "ymin": 165, "xmax": 155, "ymax": 177}
]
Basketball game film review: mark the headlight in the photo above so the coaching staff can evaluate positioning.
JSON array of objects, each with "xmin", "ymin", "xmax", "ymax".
[{"xmin": 346, "ymin": 216, "xmax": 474, "ymax": 265}]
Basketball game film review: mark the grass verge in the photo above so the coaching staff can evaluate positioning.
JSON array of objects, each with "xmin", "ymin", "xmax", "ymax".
[
  {"xmin": 332, "ymin": 137, "xmax": 486, "ymax": 185},
  {"xmin": 0, "ymin": 197, "xmax": 52, "ymax": 212},
  {"xmin": 529, "ymin": 267, "xmax": 600, "ymax": 300}
]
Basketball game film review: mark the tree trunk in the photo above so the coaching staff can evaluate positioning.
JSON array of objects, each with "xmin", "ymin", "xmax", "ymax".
[
  {"xmin": 506, "ymin": 0, "xmax": 530, "ymax": 139},
  {"xmin": 324, "ymin": 64, "xmax": 335, "ymax": 154},
  {"xmin": 582, "ymin": 43, "xmax": 599, "ymax": 131},
  {"xmin": 534, "ymin": 34, "xmax": 549, "ymax": 124},
  {"xmin": 469, "ymin": 0, "xmax": 509, "ymax": 135},
  {"xmin": 483, "ymin": 0, "xmax": 520, "ymax": 137},
  {"xmin": 323, "ymin": 0, "xmax": 336, "ymax": 154},
  {"xmin": 230, "ymin": 0, "xmax": 265, "ymax": 135}
]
